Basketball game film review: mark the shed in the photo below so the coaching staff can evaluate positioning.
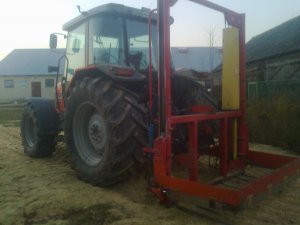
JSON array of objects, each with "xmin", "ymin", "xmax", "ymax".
[
  {"xmin": 246, "ymin": 15, "xmax": 300, "ymax": 81},
  {"xmin": 171, "ymin": 47, "xmax": 222, "ymax": 72}
]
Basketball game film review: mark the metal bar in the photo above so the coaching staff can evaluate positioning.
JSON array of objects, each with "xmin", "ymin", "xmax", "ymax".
[
  {"xmin": 232, "ymin": 119, "xmax": 238, "ymax": 159},
  {"xmin": 247, "ymin": 150, "xmax": 298, "ymax": 168},
  {"xmin": 157, "ymin": 0, "xmax": 166, "ymax": 135},
  {"xmin": 155, "ymin": 174, "xmax": 241, "ymax": 206},
  {"xmin": 153, "ymin": 137, "xmax": 169, "ymax": 178},
  {"xmin": 239, "ymin": 158, "xmax": 300, "ymax": 202},
  {"xmin": 55, "ymin": 54, "xmax": 67, "ymax": 112},
  {"xmin": 237, "ymin": 14, "xmax": 248, "ymax": 158},
  {"xmin": 169, "ymin": 111, "xmax": 242, "ymax": 125},
  {"xmin": 189, "ymin": 0, "xmax": 238, "ymax": 16},
  {"xmin": 188, "ymin": 122, "xmax": 198, "ymax": 181},
  {"xmin": 219, "ymin": 118, "xmax": 229, "ymax": 176},
  {"xmin": 188, "ymin": 0, "xmax": 243, "ymax": 27},
  {"xmin": 148, "ymin": 9, "xmax": 157, "ymax": 118},
  {"xmin": 157, "ymin": 0, "xmax": 172, "ymax": 135},
  {"xmin": 162, "ymin": 0, "xmax": 172, "ymax": 128}
]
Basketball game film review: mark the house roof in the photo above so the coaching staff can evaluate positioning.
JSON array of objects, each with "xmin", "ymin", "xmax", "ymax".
[
  {"xmin": 246, "ymin": 15, "xmax": 300, "ymax": 63},
  {"xmin": 0, "ymin": 49, "xmax": 65, "ymax": 76},
  {"xmin": 171, "ymin": 47, "xmax": 222, "ymax": 72}
]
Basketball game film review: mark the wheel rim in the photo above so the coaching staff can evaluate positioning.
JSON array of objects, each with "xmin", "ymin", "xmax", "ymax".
[
  {"xmin": 24, "ymin": 115, "xmax": 36, "ymax": 147},
  {"xmin": 73, "ymin": 102, "xmax": 108, "ymax": 166}
]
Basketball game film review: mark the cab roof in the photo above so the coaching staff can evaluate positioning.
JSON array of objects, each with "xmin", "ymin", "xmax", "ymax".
[{"xmin": 63, "ymin": 3, "xmax": 152, "ymax": 31}]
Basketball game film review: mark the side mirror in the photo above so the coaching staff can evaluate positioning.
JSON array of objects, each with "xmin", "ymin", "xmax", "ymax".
[{"xmin": 49, "ymin": 34, "xmax": 57, "ymax": 50}]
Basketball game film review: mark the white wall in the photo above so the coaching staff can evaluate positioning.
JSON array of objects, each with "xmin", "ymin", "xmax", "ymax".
[{"xmin": 0, "ymin": 75, "xmax": 62, "ymax": 103}]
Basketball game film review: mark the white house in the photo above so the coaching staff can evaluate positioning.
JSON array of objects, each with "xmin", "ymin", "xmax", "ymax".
[{"xmin": 0, "ymin": 49, "xmax": 64, "ymax": 103}]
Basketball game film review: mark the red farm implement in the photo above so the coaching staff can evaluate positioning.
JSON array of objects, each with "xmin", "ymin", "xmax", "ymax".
[{"xmin": 144, "ymin": 0, "xmax": 300, "ymax": 208}]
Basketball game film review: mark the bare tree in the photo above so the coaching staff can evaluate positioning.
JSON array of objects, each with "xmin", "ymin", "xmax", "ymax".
[{"xmin": 206, "ymin": 26, "xmax": 217, "ymax": 72}]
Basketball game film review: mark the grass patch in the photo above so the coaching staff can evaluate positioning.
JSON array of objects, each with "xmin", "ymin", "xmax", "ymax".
[
  {"xmin": 248, "ymin": 92, "xmax": 300, "ymax": 153},
  {"xmin": 0, "ymin": 106, "xmax": 23, "ymax": 127}
]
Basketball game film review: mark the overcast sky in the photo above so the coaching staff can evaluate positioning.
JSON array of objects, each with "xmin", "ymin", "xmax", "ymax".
[{"xmin": 0, "ymin": 0, "xmax": 299, "ymax": 60}]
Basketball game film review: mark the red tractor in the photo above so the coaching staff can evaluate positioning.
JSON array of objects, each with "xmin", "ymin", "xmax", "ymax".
[{"xmin": 21, "ymin": 0, "xmax": 300, "ymax": 207}]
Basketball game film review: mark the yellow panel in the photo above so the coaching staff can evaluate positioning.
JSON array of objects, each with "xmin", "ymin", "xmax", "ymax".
[{"xmin": 222, "ymin": 27, "xmax": 240, "ymax": 110}]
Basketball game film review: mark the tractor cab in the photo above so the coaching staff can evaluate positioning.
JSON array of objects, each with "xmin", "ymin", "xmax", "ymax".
[{"xmin": 51, "ymin": 4, "xmax": 158, "ymax": 82}]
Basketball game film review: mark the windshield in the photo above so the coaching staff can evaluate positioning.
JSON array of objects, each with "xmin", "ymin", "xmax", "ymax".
[
  {"xmin": 126, "ymin": 19, "xmax": 157, "ymax": 71},
  {"xmin": 89, "ymin": 15, "xmax": 125, "ymax": 66},
  {"xmin": 88, "ymin": 15, "xmax": 157, "ymax": 72}
]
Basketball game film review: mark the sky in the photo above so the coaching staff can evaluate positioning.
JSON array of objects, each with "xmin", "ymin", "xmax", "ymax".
[{"xmin": 0, "ymin": 0, "xmax": 300, "ymax": 61}]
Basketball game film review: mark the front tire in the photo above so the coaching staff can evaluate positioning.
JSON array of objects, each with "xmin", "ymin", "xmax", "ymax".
[
  {"xmin": 20, "ymin": 103, "xmax": 57, "ymax": 157},
  {"xmin": 64, "ymin": 77, "xmax": 147, "ymax": 186}
]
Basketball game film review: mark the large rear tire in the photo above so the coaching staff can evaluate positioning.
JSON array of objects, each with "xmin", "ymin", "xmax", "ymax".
[
  {"xmin": 171, "ymin": 75, "xmax": 218, "ymax": 154},
  {"xmin": 20, "ymin": 103, "xmax": 57, "ymax": 157},
  {"xmin": 64, "ymin": 77, "xmax": 147, "ymax": 186}
]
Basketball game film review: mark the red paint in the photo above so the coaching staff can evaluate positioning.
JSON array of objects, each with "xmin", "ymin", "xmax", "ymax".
[
  {"xmin": 148, "ymin": 9, "xmax": 157, "ymax": 118},
  {"xmin": 190, "ymin": 105, "xmax": 215, "ymax": 114},
  {"xmin": 55, "ymin": 82, "xmax": 65, "ymax": 113}
]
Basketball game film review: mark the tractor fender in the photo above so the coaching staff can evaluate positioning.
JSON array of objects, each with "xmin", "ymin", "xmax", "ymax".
[
  {"xmin": 67, "ymin": 65, "xmax": 146, "ymax": 95},
  {"xmin": 25, "ymin": 98, "xmax": 61, "ymax": 135}
]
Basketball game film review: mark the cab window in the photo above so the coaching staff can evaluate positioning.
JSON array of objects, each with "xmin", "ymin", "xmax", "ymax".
[{"xmin": 89, "ymin": 16, "xmax": 125, "ymax": 66}]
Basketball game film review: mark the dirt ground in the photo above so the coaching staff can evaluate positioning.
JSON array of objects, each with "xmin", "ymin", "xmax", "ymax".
[{"xmin": 0, "ymin": 124, "xmax": 300, "ymax": 225}]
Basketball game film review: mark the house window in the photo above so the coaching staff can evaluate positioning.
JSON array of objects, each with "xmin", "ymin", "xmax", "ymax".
[
  {"xmin": 4, "ymin": 80, "xmax": 14, "ymax": 88},
  {"xmin": 45, "ymin": 79, "xmax": 54, "ymax": 87}
]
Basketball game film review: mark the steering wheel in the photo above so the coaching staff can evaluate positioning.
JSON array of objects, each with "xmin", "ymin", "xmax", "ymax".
[{"xmin": 100, "ymin": 51, "xmax": 119, "ymax": 65}]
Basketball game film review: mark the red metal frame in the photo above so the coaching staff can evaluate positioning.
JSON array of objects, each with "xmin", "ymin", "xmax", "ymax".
[
  {"xmin": 145, "ymin": 0, "xmax": 300, "ymax": 208},
  {"xmin": 148, "ymin": 9, "xmax": 157, "ymax": 118}
]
